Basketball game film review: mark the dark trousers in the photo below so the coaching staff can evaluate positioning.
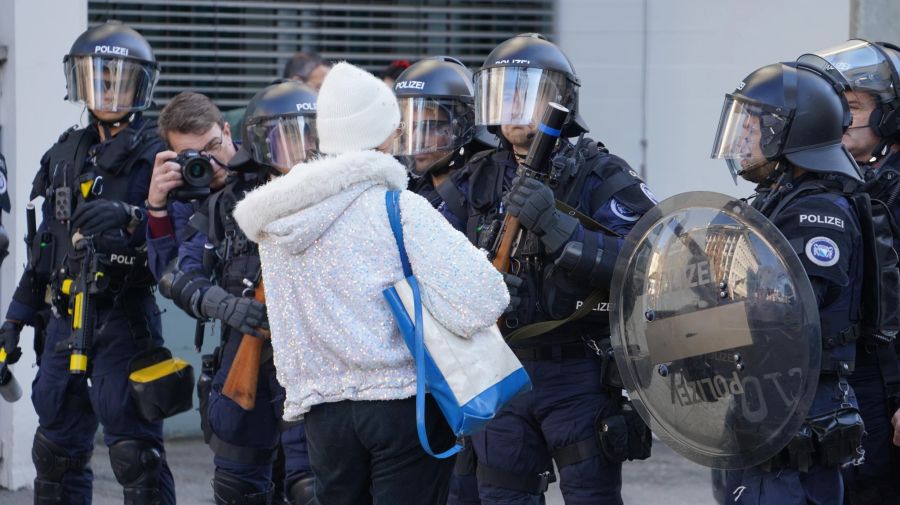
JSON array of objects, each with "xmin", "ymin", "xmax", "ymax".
[
  {"xmin": 208, "ymin": 334, "xmax": 311, "ymax": 496},
  {"xmin": 842, "ymin": 359, "xmax": 900, "ymax": 505},
  {"xmin": 723, "ymin": 377, "xmax": 857, "ymax": 505},
  {"xmin": 32, "ymin": 298, "xmax": 175, "ymax": 505},
  {"xmin": 471, "ymin": 357, "xmax": 622, "ymax": 505},
  {"xmin": 304, "ymin": 396, "xmax": 455, "ymax": 505}
]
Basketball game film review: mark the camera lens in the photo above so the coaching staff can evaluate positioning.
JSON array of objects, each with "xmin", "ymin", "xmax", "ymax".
[{"xmin": 186, "ymin": 161, "xmax": 206, "ymax": 178}]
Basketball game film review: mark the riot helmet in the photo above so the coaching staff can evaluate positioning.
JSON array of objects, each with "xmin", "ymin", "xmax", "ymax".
[
  {"xmin": 240, "ymin": 80, "xmax": 318, "ymax": 174},
  {"xmin": 474, "ymin": 33, "xmax": 583, "ymax": 139},
  {"xmin": 798, "ymin": 39, "xmax": 900, "ymax": 140},
  {"xmin": 390, "ymin": 56, "xmax": 476, "ymax": 177},
  {"xmin": 711, "ymin": 62, "xmax": 862, "ymax": 183},
  {"xmin": 64, "ymin": 21, "xmax": 159, "ymax": 114}
]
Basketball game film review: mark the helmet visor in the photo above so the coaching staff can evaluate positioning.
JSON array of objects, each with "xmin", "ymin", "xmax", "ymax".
[
  {"xmin": 474, "ymin": 67, "xmax": 572, "ymax": 126},
  {"xmin": 391, "ymin": 97, "xmax": 473, "ymax": 176},
  {"xmin": 807, "ymin": 40, "xmax": 895, "ymax": 101},
  {"xmin": 711, "ymin": 96, "xmax": 790, "ymax": 182},
  {"xmin": 64, "ymin": 55, "xmax": 158, "ymax": 112},
  {"xmin": 245, "ymin": 115, "xmax": 318, "ymax": 172}
]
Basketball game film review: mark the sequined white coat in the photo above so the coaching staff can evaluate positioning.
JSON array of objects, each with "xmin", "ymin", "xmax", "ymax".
[{"xmin": 233, "ymin": 150, "xmax": 509, "ymax": 420}]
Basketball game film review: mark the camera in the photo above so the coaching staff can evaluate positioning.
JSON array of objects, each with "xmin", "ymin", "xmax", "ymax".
[{"xmin": 170, "ymin": 149, "xmax": 214, "ymax": 202}]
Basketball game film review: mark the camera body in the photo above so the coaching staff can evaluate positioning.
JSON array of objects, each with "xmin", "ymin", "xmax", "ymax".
[{"xmin": 170, "ymin": 149, "xmax": 214, "ymax": 202}]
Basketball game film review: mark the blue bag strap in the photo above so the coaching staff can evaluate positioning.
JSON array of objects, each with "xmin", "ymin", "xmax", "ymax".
[
  {"xmin": 385, "ymin": 190, "xmax": 412, "ymax": 278},
  {"xmin": 410, "ymin": 275, "xmax": 461, "ymax": 459},
  {"xmin": 384, "ymin": 190, "xmax": 460, "ymax": 459}
]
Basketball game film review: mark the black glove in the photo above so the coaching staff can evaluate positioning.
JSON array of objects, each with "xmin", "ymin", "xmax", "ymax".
[
  {"xmin": 199, "ymin": 286, "xmax": 269, "ymax": 338},
  {"xmin": 504, "ymin": 176, "xmax": 556, "ymax": 233},
  {"xmin": 0, "ymin": 321, "xmax": 24, "ymax": 365},
  {"xmin": 504, "ymin": 176, "xmax": 578, "ymax": 253},
  {"xmin": 503, "ymin": 273, "xmax": 524, "ymax": 316},
  {"xmin": 71, "ymin": 200, "xmax": 134, "ymax": 236}
]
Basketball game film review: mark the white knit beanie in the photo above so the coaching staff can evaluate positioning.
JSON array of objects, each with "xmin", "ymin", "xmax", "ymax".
[{"xmin": 316, "ymin": 62, "xmax": 400, "ymax": 155}]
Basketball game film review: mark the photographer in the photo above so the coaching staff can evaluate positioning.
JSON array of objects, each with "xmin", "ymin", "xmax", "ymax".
[
  {"xmin": 147, "ymin": 91, "xmax": 230, "ymax": 281},
  {"xmin": 161, "ymin": 81, "xmax": 319, "ymax": 505}
]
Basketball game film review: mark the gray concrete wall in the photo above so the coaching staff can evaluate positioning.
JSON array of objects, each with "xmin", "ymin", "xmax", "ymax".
[
  {"xmin": 851, "ymin": 0, "xmax": 900, "ymax": 41},
  {"xmin": 557, "ymin": 0, "xmax": 851, "ymax": 201}
]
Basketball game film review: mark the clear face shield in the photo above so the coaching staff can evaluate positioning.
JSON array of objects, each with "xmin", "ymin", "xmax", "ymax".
[
  {"xmin": 245, "ymin": 115, "xmax": 318, "ymax": 173},
  {"xmin": 64, "ymin": 55, "xmax": 158, "ymax": 112},
  {"xmin": 801, "ymin": 40, "xmax": 896, "ymax": 101},
  {"xmin": 711, "ymin": 96, "xmax": 791, "ymax": 183},
  {"xmin": 391, "ymin": 97, "xmax": 474, "ymax": 177},
  {"xmin": 474, "ymin": 67, "xmax": 573, "ymax": 127}
]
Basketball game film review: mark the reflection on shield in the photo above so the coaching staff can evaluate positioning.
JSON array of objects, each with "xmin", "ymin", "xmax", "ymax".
[{"xmin": 610, "ymin": 191, "xmax": 821, "ymax": 469}]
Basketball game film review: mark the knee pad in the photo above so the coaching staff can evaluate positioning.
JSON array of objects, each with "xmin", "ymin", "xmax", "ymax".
[
  {"xmin": 108, "ymin": 439, "xmax": 163, "ymax": 505},
  {"xmin": 32, "ymin": 429, "xmax": 90, "ymax": 482},
  {"xmin": 213, "ymin": 470, "xmax": 274, "ymax": 505},
  {"xmin": 287, "ymin": 475, "xmax": 316, "ymax": 505}
]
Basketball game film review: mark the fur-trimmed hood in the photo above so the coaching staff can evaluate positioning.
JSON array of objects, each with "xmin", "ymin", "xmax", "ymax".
[{"xmin": 234, "ymin": 150, "xmax": 408, "ymax": 251}]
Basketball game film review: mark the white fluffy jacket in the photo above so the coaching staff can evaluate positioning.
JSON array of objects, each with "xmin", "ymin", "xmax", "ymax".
[{"xmin": 233, "ymin": 150, "xmax": 509, "ymax": 420}]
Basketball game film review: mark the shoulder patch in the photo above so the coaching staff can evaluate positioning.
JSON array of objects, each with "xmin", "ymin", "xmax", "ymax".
[
  {"xmin": 805, "ymin": 236, "xmax": 840, "ymax": 267},
  {"xmin": 0, "ymin": 171, "xmax": 7, "ymax": 196},
  {"xmin": 640, "ymin": 183, "xmax": 658, "ymax": 204},
  {"xmin": 610, "ymin": 198, "xmax": 640, "ymax": 222}
]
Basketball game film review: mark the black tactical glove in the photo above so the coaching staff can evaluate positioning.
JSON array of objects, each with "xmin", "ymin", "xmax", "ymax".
[
  {"xmin": 504, "ymin": 176, "xmax": 577, "ymax": 253},
  {"xmin": 71, "ymin": 200, "xmax": 135, "ymax": 236},
  {"xmin": 503, "ymin": 273, "xmax": 524, "ymax": 316},
  {"xmin": 199, "ymin": 286, "xmax": 269, "ymax": 338},
  {"xmin": 0, "ymin": 320, "xmax": 24, "ymax": 365}
]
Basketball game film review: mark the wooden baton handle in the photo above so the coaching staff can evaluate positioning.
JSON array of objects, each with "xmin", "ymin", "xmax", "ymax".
[{"xmin": 221, "ymin": 280, "xmax": 269, "ymax": 411}]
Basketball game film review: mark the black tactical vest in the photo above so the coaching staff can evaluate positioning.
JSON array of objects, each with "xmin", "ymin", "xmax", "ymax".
[
  {"xmin": 188, "ymin": 173, "xmax": 264, "ymax": 297},
  {"xmin": 29, "ymin": 120, "xmax": 160, "ymax": 297}
]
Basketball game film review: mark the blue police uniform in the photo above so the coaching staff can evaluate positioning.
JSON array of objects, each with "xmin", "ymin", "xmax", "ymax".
[
  {"xmin": 7, "ymin": 116, "xmax": 176, "ymax": 505},
  {"xmin": 440, "ymin": 139, "xmax": 656, "ymax": 505},
  {"xmin": 175, "ymin": 172, "xmax": 312, "ymax": 503},
  {"xmin": 841, "ymin": 152, "xmax": 900, "ymax": 505},
  {"xmin": 726, "ymin": 175, "xmax": 865, "ymax": 505}
]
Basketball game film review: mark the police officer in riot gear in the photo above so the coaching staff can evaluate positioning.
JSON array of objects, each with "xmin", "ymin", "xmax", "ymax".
[
  {"xmin": 0, "ymin": 21, "xmax": 177, "ymax": 504},
  {"xmin": 711, "ymin": 61, "xmax": 868, "ymax": 504},
  {"xmin": 798, "ymin": 39, "xmax": 900, "ymax": 505},
  {"xmin": 159, "ymin": 80, "xmax": 318, "ymax": 505},
  {"xmin": 439, "ymin": 34, "xmax": 656, "ymax": 504},
  {"xmin": 389, "ymin": 54, "xmax": 490, "ymax": 505},
  {"xmin": 390, "ymin": 56, "xmax": 479, "ymax": 208}
]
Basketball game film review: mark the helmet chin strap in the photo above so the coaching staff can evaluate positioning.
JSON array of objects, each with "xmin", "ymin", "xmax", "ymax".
[{"xmin": 89, "ymin": 110, "xmax": 135, "ymax": 139}]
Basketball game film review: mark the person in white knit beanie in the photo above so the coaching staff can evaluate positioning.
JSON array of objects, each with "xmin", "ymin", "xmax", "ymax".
[
  {"xmin": 233, "ymin": 62, "xmax": 509, "ymax": 504},
  {"xmin": 316, "ymin": 61, "xmax": 401, "ymax": 155}
]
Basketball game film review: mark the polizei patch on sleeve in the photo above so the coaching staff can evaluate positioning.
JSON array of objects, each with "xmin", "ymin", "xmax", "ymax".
[
  {"xmin": 610, "ymin": 198, "xmax": 640, "ymax": 222},
  {"xmin": 798, "ymin": 213, "xmax": 845, "ymax": 231},
  {"xmin": 805, "ymin": 236, "xmax": 840, "ymax": 267}
]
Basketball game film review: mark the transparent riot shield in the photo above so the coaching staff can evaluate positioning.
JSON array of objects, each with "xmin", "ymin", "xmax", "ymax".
[{"xmin": 610, "ymin": 191, "xmax": 821, "ymax": 469}]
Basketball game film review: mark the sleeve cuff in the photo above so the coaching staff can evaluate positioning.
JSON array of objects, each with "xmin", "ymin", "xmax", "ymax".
[{"xmin": 148, "ymin": 213, "xmax": 176, "ymax": 239}]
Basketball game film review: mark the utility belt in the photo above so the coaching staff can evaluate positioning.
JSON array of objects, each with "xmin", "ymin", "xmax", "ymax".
[
  {"xmin": 761, "ymin": 406, "xmax": 865, "ymax": 473},
  {"xmin": 512, "ymin": 337, "xmax": 624, "ymax": 390},
  {"xmin": 49, "ymin": 274, "xmax": 152, "ymax": 318},
  {"xmin": 511, "ymin": 341, "xmax": 598, "ymax": 361}
]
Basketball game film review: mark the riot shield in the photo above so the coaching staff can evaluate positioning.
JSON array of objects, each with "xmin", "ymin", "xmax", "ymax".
[{"xmin": 610, "ymin": 191, "xmax": 821, "ymax": 469}]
